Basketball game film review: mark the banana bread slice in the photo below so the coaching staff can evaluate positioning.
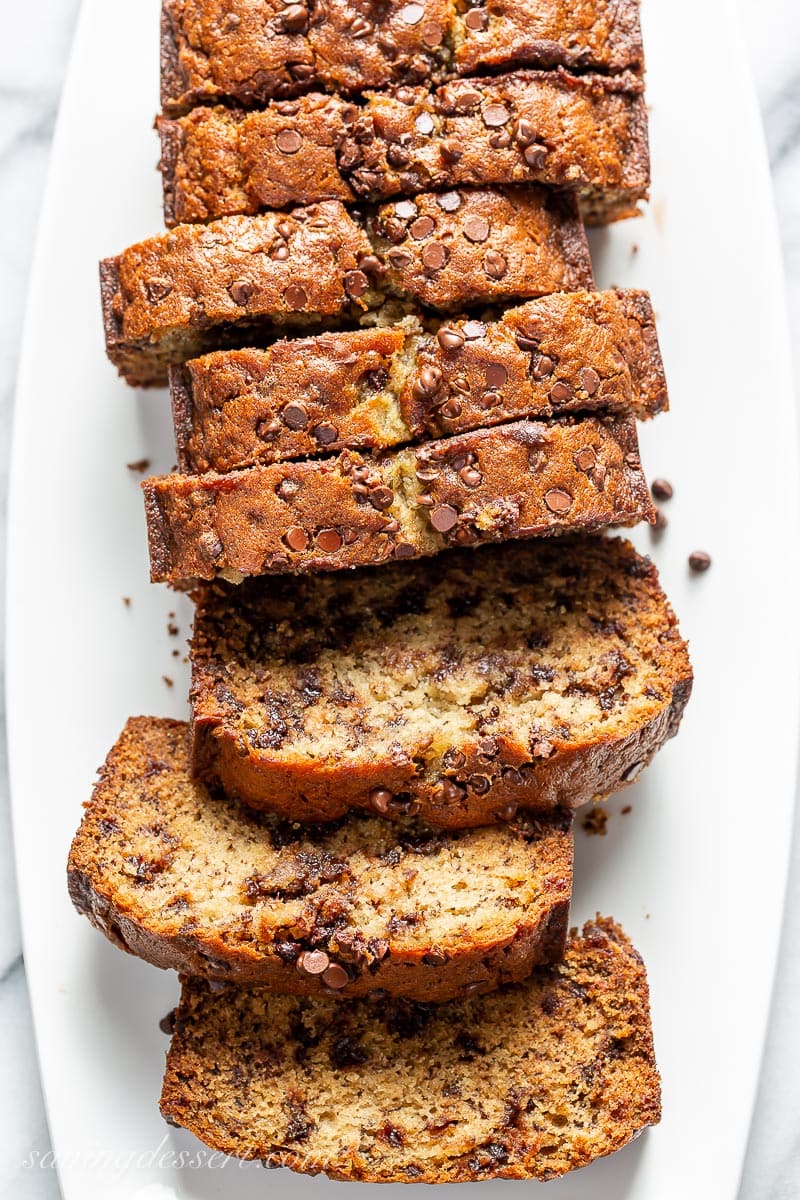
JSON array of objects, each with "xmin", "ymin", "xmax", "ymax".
[
  {"xmin": 68, "ymin": 717, "xmax": 573, "ymax": 1000},
  {"xmin": 189, "ymin": 536, "xmax": 691, "ymax": 826},
  {"xmin": 161, "ymin": 0, "xmax": 643, "ymax": 114},
  {"xmin": 172, "ymin": 290, "xmax": 667, "ymax": 473},
  {"xmin": 159, "ymin": 69, "xmax": 648, "ymax": 226},
  {"xmin": 144, "ymin": 415, "xmax": 654, "ymax": 585},
  {"xmin": 102, "ymin": 188, "xmax": 591, "ymax": 386},
  {"xmin": 160, "ymin": 917, "xmax": 660, "ymax": 1182}
]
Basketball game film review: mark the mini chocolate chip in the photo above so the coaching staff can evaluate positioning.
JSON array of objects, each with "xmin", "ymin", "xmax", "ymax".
[
  {"xmin": 502, "ymin": 768, "xmax": 523, "ymax": 786},
  {"xmin": 430, "ymin": 504, "xmax": 459, "ymax": 532},
  {"xmin": 316, "ymin": 528, "xmax": 343, "ymax": 552},
  {"xmin": 284, "ymin": 283, "xmax": 308, "ymax": 310},
  {"xmin": 497, "ymin": 802, "xmax": 518, "ymax": 821},
  {"xmin": 482, "ymin": 103, "xmax": 510, "ymax": 128},
  {"xmin": 399, "ymin": 1, "xmax": 424, "ymax": 22},
  {"xmin": 463, "ymin": 215, "xmax": 489, "ymax": 243},
  {"xmin": 322, "ymin": 963, "xmax": 350, "ymax": 989},
  {"xmin": 440, "ymin": 140, "xmax": 463, "ymax": 163},
  {"xmin": 370, "ymin": 787, "xmax": 394, "ymax": 813},
  {"xmin": 515, "ymin": 118, "xmax": 536, "ymax": 147},
  {"xmin": 515, "ymin": 330, "xmax": 539, "ymax": 352},
  {"xmin": 410, "ymin": 216, "xmax": 435, "ymax": 239},
  {"xmin": 544, "ymin": 488, "xmax": 573, "ymax": 514},
  {"xmin": 270, "ymin": 242, "xmax": 289, "ymax": 261},
  {"xmin": 653, "ymin": 508, "xmax": 668, "ymax": 530},
  {"xmin": 395, "ymin": 199, "xmax": 418, "ymax": 219},
  {"xmin": 484, "ymin": 363, "xmax": 508, "ymax": 388},
  {"xmin": 370, "ymin": 485, "xmax": 395, "ymax": 510},
  {"xmin": 439, "ymin": 399, "xmax": 462, "ymax": 419},
  {"xmin": 358, "ymin": 253, "xmax": 384, "ymax": 277},
  {"xmin": 344, "ymin": 269, "xmax": 370, "ymax": 299},
  {"xmin": 437, "ymin": 191, "xmax": 462, "ymax": 212},
  {"xmin": 462, "ymin": 320, "xmax": 487, "ymax": 339},
  {"xmin": 439, "ymin": 778, "xmax": 466, "ymax": 802},
  {"xmin": 284, "ymin": 526, "xmax": 309, "ymax": 551},
  {"xmin": 422, "ymin": 242, "xmax": 448, "ymax": 270},
  {"xmin": 387, "ymin": 143, "xmax": 411, "ymax": 168},
  {"xmin": 532, "ymin": 355, "xmax": 555, "ymax": 380},
  {"xmin": 453, "ymin": 88, "xmax": 482, "ymax": 111},
  {"xmin": 574, "ymin": 446, "xmax": 597, "ymax": 472},
  {"xmin": 413, "ymin": 365, "xmax": 443, "ymax": 397},
  {"xmin": 313, "ymin": 423, "xmax": 338, "ymax": 445},
  {"xmin": 469, "ymin": 774, "xmax": 491, "ymax": 794},
  {"xmin": 422, "ymin": 950, "xmax": 448, "ymax": 966},
  {"xmin": 415, "ymin": 113, "xmax": 435, "ymax": 135},
  {"xmin": 394, "ymin": 542, "xmax": 416, "ymax": 558},
  {"xmin": 483, "ymin": 250, "xmax": 507, "ymax": 279},
  {"xmin": 228, "ymin": 280, "xmax": 255, "ymax": 306},
  {"xmin": 579, "ymin": 367, "xmax": 601, "ymax": 396},
  {"xmin": 464, "ymin": 6, "xmax": 487, "ymax": 29},
  {"xmin": 688, "ymin": 550, "xmax": 711, "ymax": 572},
  {"xmin": 549, "ymin": 381, "xmax": 573, "ymax": 405},
  {"xmin": 159, "ymin": 1010, "xmax": 177, "ymax": 1035},
  {"xmin": 350, "ymin": 14, "xmax": 373, "ymax": 35},
  {"xmin": 289, "ymin": 62, "xmax": 314, "ymax": 80},
  {"xmin": 256, "ymin": 418, "xmax": 281, "ymax": 440},
  {"xmin": 387, "ymin": 248, "xmax": 414, "ymax": 269},
  {"xmin": 488, "ymin": 129, "xmax": 512, "ymax": 149},
  {"xmin": 283, "ymin": 402, "xmax": 309, "ymax": 429},
  {"xmin": 276, "ymin": 129, "xmax": 302, "ymax": 154},
  {"xmin": 282, "ymin": 3, "xmax": 309, "ymax": 31},
  {"xmin": 297, "ymin": 949, "xmax": 329, "ymax": 976},
  {"xmin": 459, "ymin": 466, "xmax": 482, "ymax": 488},
  {"xmin": 438, "ymin": 326, "xmax": 465, "ymax": 350},
  {"xmin": 651, "ymin": 478, "xmax": 674, "ymax": 501},
  {"xmin": 421, "ymin": 19, "xmax": 443, "ymax": 46},
  {"xmin": 524, "ymin": 144, "xmax": 548, "ymax": 169}
]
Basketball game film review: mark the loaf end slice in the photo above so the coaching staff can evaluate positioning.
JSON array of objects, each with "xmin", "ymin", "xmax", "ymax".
[
  {"xmin": 190, "ymin": 535, "xmax": 692, "ymax": 826},
  {"xmin": 67, "ymin": 717, "xmax": 573, "ymax": 1000},
  {"xmin": 160, "ymin": 917, "xmax": 660, "ymax": 1182}
]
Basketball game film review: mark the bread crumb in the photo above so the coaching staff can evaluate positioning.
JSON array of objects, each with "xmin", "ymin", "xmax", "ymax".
[
  {"xmin": 168, "ymin": 622, "xmax": 179, "ymax": 636},
  {"xmin": 127, "ymin": 458, "xmax": 151, "ymax": 473},
  {"xmin": 162, "ymin": 676, "xmax": 174, "ymax": 688},
  {"xmin": 122, "ymin": 597, "xmax": 131, "ymax": 607},
  {"xmin": 582, "ymin": 806, "xmax": 608, "ymax": 836}
]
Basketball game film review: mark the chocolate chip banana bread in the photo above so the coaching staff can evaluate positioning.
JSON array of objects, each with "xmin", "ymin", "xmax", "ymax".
[
  {"xmin": 160, "ymin": 917, "xmax": 660, "ymax": 1182},
  {"xmin": 189, "ymin": 536, "xmax": 691, "ymax": 826},
  {"xmin": 173, "ymin": 290, "xmax": 667, "ymax": 473},
  {"xmin": 68, "ymin": 717, "xmax": 573, "ymax": 1000},
  {"xmin": 144, "ymin": 415, "xmax": 653, "ymax": 585},
  {"xmin": 159, "ymin": 69, "xmax": 648, "ymax": 226},
  {"xmin": 102, "ymin": 189, "xmax": 591, "ymax": 386},
  {"xmin": 161, "ymin": 0, "xmax": 643, "ymax": 114}
]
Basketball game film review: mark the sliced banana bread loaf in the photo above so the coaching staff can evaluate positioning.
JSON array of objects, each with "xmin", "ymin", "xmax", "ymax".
[
  {"xmin": 68, "ymin": 717, "xmax": 573, "ymax": 1000},
  {"xmin": 189, "ymin": 536, "xmax": 691, "ymax": 826},
  {"xmin": 159, "ymin": 69, "xmax": 648, "ymax": 225},
  {"xmin": 144, "ymin": 416, "xmax": 654, "ymax": 584},
  {"xmin": 161, "ymin": 0, "xmax": 643, "ymax": 113},
  {"xmin": 172, "ymin": 290, "xmax": 667, "ymax": 474},
  {"xmin": 160, "ymin": 917, "xmax": 660, "ymax": 1182},
  {"xmin": 102, "ymin": 188, "xmax": 591, "ymax": 385}
]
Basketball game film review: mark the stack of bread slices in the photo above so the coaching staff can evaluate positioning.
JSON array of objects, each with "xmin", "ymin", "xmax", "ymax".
[{"xmin": 71, "ymin": 0, "xmax": 693, "ymax": 1183}]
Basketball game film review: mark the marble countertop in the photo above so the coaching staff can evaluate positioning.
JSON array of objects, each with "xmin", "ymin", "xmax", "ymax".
[{"xmin": 1, "ymin": 2, "xmax": 798, "ymax": 1198}]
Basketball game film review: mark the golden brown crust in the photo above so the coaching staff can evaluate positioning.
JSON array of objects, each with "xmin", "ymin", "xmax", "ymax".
[
  {"xmin": 67, "ymin": 717, "xmax": 573, "ymax": 1000},
  {"xmin": 143, "ymin": 416, "xmax": 654, "ymax": 584},
  {"xmin": 101, "ymin": 188, "xmax": 591, "ymax": 387},
  {"xmin": 188, "ymin": 536, "xmax": 692, "ymax": 827},
  {"xmin": 159, "ymin": 70, "xmax": 648, "ymax": 226},
  {"xmin": 160, "ymin": 0, "xmax": 644, "ymax": 114},
  {"xmin": 159, "ymin": 917, "xmax": 661, "ymax": 1183},
  {"xmin": 173, "ymin": 290, "xmax": 667, "ymax": 473}
]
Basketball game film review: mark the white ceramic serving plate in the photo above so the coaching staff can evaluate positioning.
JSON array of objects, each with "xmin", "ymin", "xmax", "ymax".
[{"xmin": 7, "ymin": 0, "xmax": 799, "ymax": 1196}]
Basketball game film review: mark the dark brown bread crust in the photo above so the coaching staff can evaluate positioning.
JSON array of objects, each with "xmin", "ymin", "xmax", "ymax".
[
  {"xmin": 161, "ymin": 0, "xmax": 643, "ymax": 114},
  {"xmin": 189, "ymin": 536, "xmax": 692, "ymax": 827},
  {"xmin": 159, "ymin": 69, "xmax": 648, "ymax": 226},
  {"xmin": 173, "ymin": 290, "xmax": 667, "ymax": 473},
  {"xmin": 144, "ymin": 416, "xmax": 654, "ymax": 585},
  {"xmin": 101, "ymin": 188, "xmax": 591, "ymax": 386},
  {"xmin": 159, "ymin": 918, "xmax": 661, "ymax": 1183},
  {"xmin": 67, "ymin": 717, "xmax": 573, "ymax": 1000}
]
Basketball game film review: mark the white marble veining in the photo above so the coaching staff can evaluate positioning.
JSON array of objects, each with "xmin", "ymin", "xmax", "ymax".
[{"xmin": 0, "ymin": 1, "xmax": 798, "ymax": 1197}]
